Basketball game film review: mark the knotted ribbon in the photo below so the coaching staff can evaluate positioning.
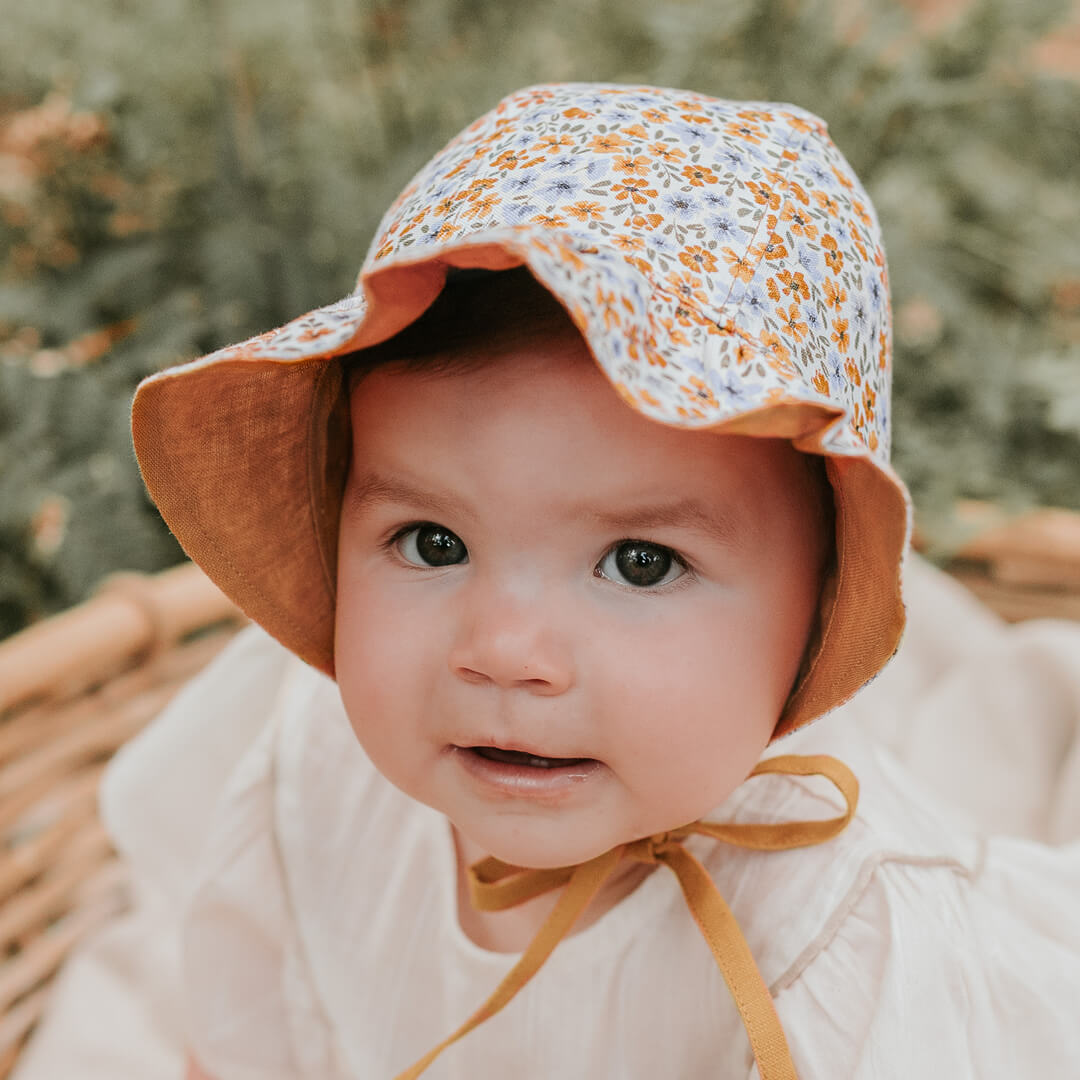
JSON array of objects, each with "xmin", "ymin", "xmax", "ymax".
[{"xmin": 395, "ymin": 753, "xmax": 858, "ymax": 1080}]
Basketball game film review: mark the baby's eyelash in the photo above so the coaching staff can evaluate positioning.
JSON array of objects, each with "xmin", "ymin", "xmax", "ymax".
[{"xmin": 381, "ymin": 523, "xmax": 421, "ymax": 551}]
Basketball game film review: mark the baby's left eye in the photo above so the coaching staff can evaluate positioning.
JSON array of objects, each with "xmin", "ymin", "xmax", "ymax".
[{"xmin": 594, "ymin": 541, "xmax": 686, "ymax": 589}]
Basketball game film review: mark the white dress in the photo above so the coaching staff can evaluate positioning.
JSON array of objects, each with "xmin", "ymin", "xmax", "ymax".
[{"xmin": 12, "ymin": 556, "xmax": 1080, "ymax": 1079}]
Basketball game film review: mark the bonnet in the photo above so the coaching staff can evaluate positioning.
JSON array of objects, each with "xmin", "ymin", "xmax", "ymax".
[{"xmin": 132, "ymin": 83, "xmax": 910, "ymax": 1078}]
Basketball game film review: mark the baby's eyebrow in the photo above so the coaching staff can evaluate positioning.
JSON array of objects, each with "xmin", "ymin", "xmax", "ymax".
[
  {"xmin": 588, "ymin": 498, "xmax": 747, "ymax": 549},
  {"xmin": 344, "ymin": 472, "xmax": 464, "ymax": 522}
]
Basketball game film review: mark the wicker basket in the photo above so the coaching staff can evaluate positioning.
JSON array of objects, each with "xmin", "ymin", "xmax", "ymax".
[
  {"xmin": 3, "ymin": 510, "xmax": 1080, "ymax": 1075},
  {"xmin": 0, "ymin": 564, "xmax": 245, "ymax": 1075}
]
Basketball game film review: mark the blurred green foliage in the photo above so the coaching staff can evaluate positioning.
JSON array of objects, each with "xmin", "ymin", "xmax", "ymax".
[{"xmin": 2, "ymin": 0, "xmax": 1080, "ymax": 637}]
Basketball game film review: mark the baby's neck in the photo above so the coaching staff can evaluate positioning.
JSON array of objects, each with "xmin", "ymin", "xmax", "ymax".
[{"xmin": 451, "ymin": 826, "xmax": 657, "ymax": 953}]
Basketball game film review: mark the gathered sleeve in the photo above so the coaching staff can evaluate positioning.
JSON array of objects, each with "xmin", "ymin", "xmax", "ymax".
[{"xmin": 772, "ymin": 842, "xmax": 1080, "ymax": 1079}]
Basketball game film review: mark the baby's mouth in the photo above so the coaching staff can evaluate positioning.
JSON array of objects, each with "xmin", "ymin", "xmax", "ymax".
[{"xmin": 466, "ymin": 746, "xmax": 594, "ymax": 769}]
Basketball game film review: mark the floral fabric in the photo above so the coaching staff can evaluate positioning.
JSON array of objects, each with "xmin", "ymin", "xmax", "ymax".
[
  {"xmin": 203, "ymin": 82, "xmax": 892, "ymax": 465},
  {"xmin": 131, "ymin": 82, "xmax": 910, "ymax": 732}
]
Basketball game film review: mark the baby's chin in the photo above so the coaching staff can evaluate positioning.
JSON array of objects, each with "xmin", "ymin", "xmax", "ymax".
[
  {"xmin": 451, "ymin": 812, "xmax": 678, "ymax": 872},
  {"xmin": 452, "ymin": 818, "xmax": 630, "ymax": 871}
]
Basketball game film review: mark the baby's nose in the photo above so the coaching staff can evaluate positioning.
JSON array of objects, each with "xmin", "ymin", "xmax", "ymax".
[{"xmin": 448, "ymin": 590, "xmax": 575, "ymax": 695}]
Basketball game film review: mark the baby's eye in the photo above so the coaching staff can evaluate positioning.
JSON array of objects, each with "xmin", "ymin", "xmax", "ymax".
[
  {"xmin": 396, "ymin": 523, "xmax": 468, "ymax": 567},
  {"xmin": 595, "ymin": 540, "xmax": 686, "ymax": 589}
]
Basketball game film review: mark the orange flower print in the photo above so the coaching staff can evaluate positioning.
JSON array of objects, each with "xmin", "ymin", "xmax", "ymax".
[
  {"xmin": 565, "ymin": 200, "xmax": 606, "ymax": 222},
  {"xmin": 725, "ymin": 120, "xmax": 764, "ymax": 143},
  {"xmin": 492, "ymin": 150, "xmax": 520, "ymax": 171},
  {"xmin": 649, "ymin": 142, "xmax": 686, "ymax": 162},
  {"xmin": 642, "ymin": 108, "xmax": 671, "ymax": 124},
  {"xmin": 845, "ymin": 358, "xmax": 862, "ymax": 387},
  {"xmin": 612, "ymin": 233, "xmax": 645, "ymax": 252},
  {"xmin": 465, "ymin": 178, "xmax": 499, "ymax": 201},
  {"xmin": 613, "ymin": 154, "xmax": 652, "ymax": 176},
  {"xmin": 659, "ymin": 317, "xmax": 691, "ymax": 345},
  {"xmin": 878, "ymin": 330, "xmax": 889, "ymax": 370},
  {"xmin": 868, "ymin": 429, "xmax": 879, "ymax": 453},
  {"xmin": 780, "ymin": 202, "xmax": 818, "ymax": 240},
  {"xmin": 622, "ymin": 124, "xmax": 650, "ymax": 140},
  {"xmin": 831, "ymin": 165, "xmax": 854, "ymax": 190},
  {"xmin": 614, "ymin": 179, "xmax": 658, "ymax": 205},
  {"xmin": 427, "ymin": 221, "xmax": 459, "ymax": 243},
  {"xmin": 537, "ymin": 133, "xmax": 574, "ymax": 151},
  {"xmin": 553, "ymin": 242, "xmax": 587, "ymax": 271},
  {"xmin": 596, "ymin": 287, "xmax": 621, "ymax": 329},
  {"xmin": 629, "ymin": 212, "xmax": 664, "ymax": 230},
  {"xmin": 831, "ymin": 317, "xmax": 850, "ymax": 353},
  {"xmin": 813, "ymin": 190, "xmax": 839, "ymax": 216},
  {"xmin": 463, "ymin": 193, "xmax": 502, "ymax": 219},
  {"xmin": 588, "ymin": 133, "xmax": 630, "ymax": 153},
  {"xmin": 682, "ymin": 163, "xmax": 719, "ymax": 186},
  {"xmin": 787, "ymin": 180, "xmax": 810, "ymax": 206},
  {"xmin": 812, "ymin": 369, "xmax": 830, "ymax": 395},
  {"xmin": 531, "ymin": 212, "xmax": 568, "ymax": 228},
  {"xmin": 679, "ymin": 244, "xmax": 719, "ymax": 274},
  {"xmin": 863, "ymin": 384, "xmax": 877, "ymax": 420},
  {"xmin": 781, "ymin": 111, "xmax": 817, "ymax": 133},
  {"xmin": 759, "ymin": 331, "xmax": 796, "ymax": 375},
  {"xmin": 681, "ymin": 375, "xmax": 718, "ymax": 408},
  {"xmin": 852, "ymin": 199, "xmax": 873, "ymax": 226},
  {"xmin": 435, "ymin": 196, "xmax": 456, "ymax": 217},
  {"xmin": 563, "ymin": 106, "xmax": 592, "ymax": 119},
  {"xmin": 751, "ymin": 232, "xmax": 789, "ymax": 262},
  {"xmin": 773, "ymin": 269, "xmax": 810, "ymax": 301},
  {"xmin": 722, "ymin": 246, "xmax": 756, "ymax": 282},
  {"xmin": 666, "ymin": 270, "xmax": 709, "ymax": 305},
  {"xmin": 822, "ymin": 235, "xmax": 844, "ymax": 274},
  {"xmin": 823, "ymin": 279, "xmax": 847, "ymax": 310},
  {"xmin": 745, "ymin": 181, "xmax": 781, "ymax": 210},
  {"xmin": 737, "ymin": 108, "xmax": 774, "ymax": 123},
  {"xmin": 779, "ymin": 302, "xmax": 809, "ymax": 341},
  {"xmin": 638, "ymin": 387, "xmax": 663, "ymax": 408}
]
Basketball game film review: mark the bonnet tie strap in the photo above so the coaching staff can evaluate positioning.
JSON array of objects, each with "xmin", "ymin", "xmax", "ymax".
[{"xmin": 394, "ymin": 753, "xmax": 857, "ymax": 1080}]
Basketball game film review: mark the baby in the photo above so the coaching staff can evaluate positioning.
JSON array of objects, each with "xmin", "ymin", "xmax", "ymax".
[{"xmin": 118, "ymin": 83, "xmax": 1078, "ymax": 1078}]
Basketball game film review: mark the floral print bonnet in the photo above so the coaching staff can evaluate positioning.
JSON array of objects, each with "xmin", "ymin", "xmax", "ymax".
[{"xmin": 133, "ymin": 82, "xmax": 909, "ymax": 736}]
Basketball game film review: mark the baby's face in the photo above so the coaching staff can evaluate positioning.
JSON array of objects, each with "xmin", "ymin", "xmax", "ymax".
[{"xmin": 335, "ymin": 322, "xmax": 828, "ymax": 869}]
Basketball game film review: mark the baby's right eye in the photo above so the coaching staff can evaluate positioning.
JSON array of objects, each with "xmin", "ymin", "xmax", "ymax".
[{"xmin": 395, "ymin": 523, "xmax": 468, "ymax": 567}]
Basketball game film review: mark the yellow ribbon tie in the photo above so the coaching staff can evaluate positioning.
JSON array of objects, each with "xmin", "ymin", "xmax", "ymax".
[{"xmin": 395, "ymin": 753, "xmax": 858, "ymax": 1080}]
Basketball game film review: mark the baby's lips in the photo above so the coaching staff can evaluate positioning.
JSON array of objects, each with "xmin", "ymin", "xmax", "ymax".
[{"xmin": 456, "ymin": 737, "xmax": 594, "ymax": 760}]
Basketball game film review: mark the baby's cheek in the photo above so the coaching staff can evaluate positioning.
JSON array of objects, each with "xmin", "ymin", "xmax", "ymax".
[{"xmin": 598, "ymin": 617, "xmax": 778, "ymax": 813}]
